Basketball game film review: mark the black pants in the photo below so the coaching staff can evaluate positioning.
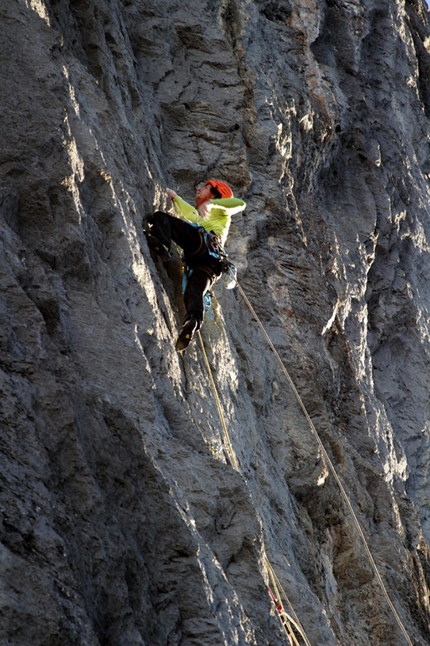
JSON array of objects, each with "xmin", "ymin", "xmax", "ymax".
[{"xmin": 149, "ymin": 211, "xmax": 223, "ymax": 325}]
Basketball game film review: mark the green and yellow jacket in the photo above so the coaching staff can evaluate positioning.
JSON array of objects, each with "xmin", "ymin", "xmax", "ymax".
[{"xmin": 172, "ymin": 194, "xmax": 246, "ymax": 246}]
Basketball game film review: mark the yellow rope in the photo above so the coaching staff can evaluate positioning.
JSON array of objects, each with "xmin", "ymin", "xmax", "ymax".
[
  {"xmin": 197, "ymin": 330, "xmax": 239, "ymax": 471},
  {"xmin": 265, "ymin": 556, "xmax": 311, "ymax": 646},
  {"xmin": 197, "ymin": 330, "xmax": 309, "ymax": 644},
  {"xmin": 237, "ymin": 282, "xmax": 413, "ymax": 646}
]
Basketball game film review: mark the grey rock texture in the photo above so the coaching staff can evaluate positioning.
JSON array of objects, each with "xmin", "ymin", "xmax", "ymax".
[{"xmin": 1, "ymin": 0, "xmax": 430, "ymax": 644}]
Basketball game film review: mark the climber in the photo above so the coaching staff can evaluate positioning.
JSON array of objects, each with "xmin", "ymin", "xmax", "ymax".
[{"xmin": 144, "ymin": 179, "xmax": 246, "ymax": 351}]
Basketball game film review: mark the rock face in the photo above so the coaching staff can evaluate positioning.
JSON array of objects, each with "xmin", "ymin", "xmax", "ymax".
[{"xmin": 1, "ymin": 0, "xmax": 430, "ymax": 644}]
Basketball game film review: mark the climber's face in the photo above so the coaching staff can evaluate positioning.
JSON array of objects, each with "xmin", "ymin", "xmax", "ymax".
[{"xmin": 195, "ymin": 184, "xmax": 212, "ymax": 204}]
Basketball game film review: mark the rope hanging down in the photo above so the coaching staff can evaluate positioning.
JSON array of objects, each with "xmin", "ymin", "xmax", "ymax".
[
  {"xmin": 265, "ymin": 556, "xmax": 312, "ymax": 646},
  {"xmin": 197, "ymin": 329, "xmax": 312, "ymax": 646},
  {"xmin": 197, "ymin": 330, "xmax": 239, "ymax": 471},
  {"xmin": 236, "ymin": 282, "xmax": 413, "ymax": 646}
]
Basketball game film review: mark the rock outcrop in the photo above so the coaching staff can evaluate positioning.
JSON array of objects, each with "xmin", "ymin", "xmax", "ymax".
[{"xmin": 1, "ymin": 0, "xmax": 430, "ymax": 644}]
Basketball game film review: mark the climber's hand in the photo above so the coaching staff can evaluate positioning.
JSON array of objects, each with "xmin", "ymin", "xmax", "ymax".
[{"xmin": 166, "ymin": 188, "xmax": 177, "ymax": 200}]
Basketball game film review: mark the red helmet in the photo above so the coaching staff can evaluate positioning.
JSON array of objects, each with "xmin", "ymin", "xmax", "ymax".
[{"xmin": 205, "ymin": 179, "xmax": 234, "ymax": 198}]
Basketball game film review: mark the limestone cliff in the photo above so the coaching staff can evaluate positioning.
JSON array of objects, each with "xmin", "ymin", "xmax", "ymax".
[{"xmin": 1, "ymin": 0, "xmax": 430, "ymax": 644}]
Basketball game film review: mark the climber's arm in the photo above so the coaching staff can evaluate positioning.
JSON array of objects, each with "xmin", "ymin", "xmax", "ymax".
[
  {"xmin": 166, "ymin": 189, "xmax": 200, "ymax": 223},
  {"xmin": 207, "ymin": 197, "xmax": 246, "ymax": 216}
]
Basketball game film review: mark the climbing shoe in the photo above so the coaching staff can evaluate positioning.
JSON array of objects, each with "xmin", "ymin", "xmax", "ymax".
[
  {"xmin": 175, "ymin": 317, "xmax": 199, "ymax": 352},
  {"xmin": 144, "ymin": 230, "xmax": 172, "ymax": 261}
]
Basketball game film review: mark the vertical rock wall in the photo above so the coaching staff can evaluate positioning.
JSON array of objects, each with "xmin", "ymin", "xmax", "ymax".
[{"xmin": 1, "ymin": 0, "xmax": 430, "ymax": 644}]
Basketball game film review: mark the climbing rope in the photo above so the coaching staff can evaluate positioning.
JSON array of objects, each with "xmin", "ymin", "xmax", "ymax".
[
  {"xmin": 268, "ymin": 587, "xmax": 300, "ymax": 646},
  {"xmin": 236, "ymin": 282, "xmax": 413, "ymax": 646},
  {"xmin": 265, "ymin": 556, "xmax": 312, "ymax": 646},
  {"xmin": 197, "ymin": 330, "xmax": 239, "ymax": 471},
  {"xmin": 197, "ymin": 328, "xmax": 312, "ymax": 645}
]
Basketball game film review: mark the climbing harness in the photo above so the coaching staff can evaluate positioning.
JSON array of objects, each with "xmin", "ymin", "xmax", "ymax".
[
  {"xmin": 187, "ymin": 223, "xmax": 238, "ymax": 289},
  {"xmin": 236, "ymin": 282, "xmax": 413, "ymax": 646},
  {"xmin": 180, "ymin": 225, "xmax": 237, "ymax": 323},
  {"xmin": 193, "ymin": 224, "xmax": 224, "ymax": 258}
]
